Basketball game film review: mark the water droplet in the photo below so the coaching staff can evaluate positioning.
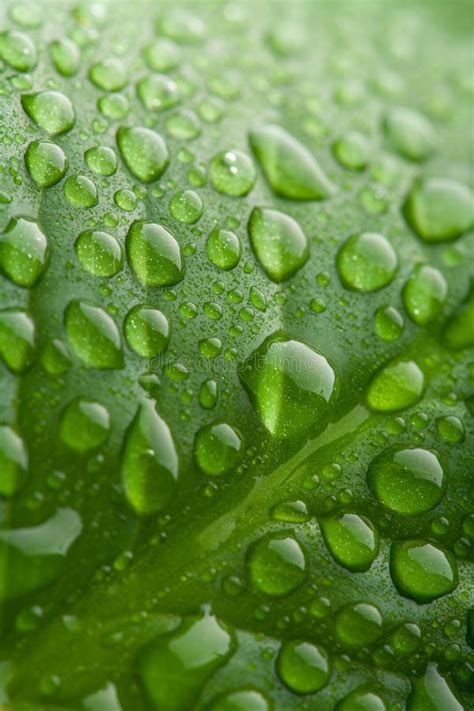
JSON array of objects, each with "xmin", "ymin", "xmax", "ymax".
[
  {"xmin": 59, "ymin": 398, "xmax": 110, "ymax": 453},
  {"xmin": 367, "ymin": 447, "xmax": 446, "ymax": 515},
  {"xmin": 367, "ymin": 359, "xmax": 424, "ymax": 412},
  {"xmin": 210, "ymin": 150, "xmax": 256, "ymax": 197},
  {"xmin": 407, "ymin": 663, "xmax": 463, "ymax": 711},
  {"xmin": 117, "ymin": 127, "xmax": 169, "ymax": 183},
  {"xmin": 124, "ymin": 305, "xmax": 170, "ymax": 358},
  {"xmin": 49, "ymin": 38, "xmax": 80, "ymax": 77},
  {"xmin": 443, "ymin": 289, "xmax": 474, "ymax": 350},
  {"xmin": 137, "ymin": 74, "xmax": 179, "ymax": 112},
  {"xmin": 75, "ymin": 229, "xmax": 122, "ymax": 277},
  {"xmin": 207, "ymin": 228, "xmax": 241, "ymax": 271},
  {"xmin": 384, "ymin": 107, "xmax": 435, "ymax": 161},
  {"xmin": 249, "ymin": 124, "xmax": 335, "ymax": 200},
  {"xmin": 208, "ymin": 689, "xmax": 269, "ymax": 711},
  {"xmin": 0, "ymin": 309, "xmax": 35, "ymax": 373},
  {"xmin": 99, "ymin": 93, "xmax": 129, "ymax": 120},
  {"xmin": 390, "ymin": 540, "xmax": 458, "ymax": 602},
  {"xmin": 0, "ymin": 508, "xmax": 82, "ymax": 601},
  {"xmin": 169, "ymin": 189, "xmax": 202, "ymax": 223},
  {"xmin": 239, "ymin": 333, "xmax": 336, "ymax": 438},
  {"xmin": 270, "ymin": 500, "xmax": 310, "ymax": 523},
  {"xmin": 199, "ymin": 337, "xmax": 222, "ymax": 358},
  {"xmin": 114, "ymin": 188, "xmax": 137, "ymax": 212},
  {"xmin": 337, "ymin": 233, "xmax": 397, "ymax": 292},
  {"xmin": 0, "ymin": 426, "xmax": 28, "ymax": 496},
  {"xmin": 333, "ymin": 131, "xmax": 370, "ymax": 170},
  {"xmin": 122, "ymin": 399, "xmax": 178, "ymax": 515},
  {"xmin": 89, "ymin": 58, "xmax": 127, "ymax": 91},
  {"xmin": 0, "ymin": 30, "xmax": 37, "ymax": 72},
  {"xmin": 0, "ymin": 217, "xmax": 48, "ymax": 287},
  {"xmin": 248, "ymin": 207, "xmax": 308, "ymax": 283},
  {"xmin": 320, "ymin": 513, "xmax": 379, "ymax": 572},
  {"xmin": 158, "ymin": 10, "xmax": 205, "ymax": 44},
  {"xmin": 126, "ymin": 221, "xmax": 184, "ymax": 287},
  {"xmin": 392, "ymin": 622, "xmax": 421, "ymax": 655},
  {"xmin": 335, "ymin": 602, "xmax": 383, "ymax": 649},
  {"xmin": 374, "ymin": 305, "xmax": 404, "ymax": 341},
  {"xmin": 85, "ymin": 145, "xmax": 117, "ymax": 176},
  {"xmin": 21, "ymin": 91, "xmax": 75, "ymax": 135},
  {"xmin": 437, "ymin": 415, "xmax": 465, "ymax": 444},
  {"xmin": 247, "ymin": 532, "xmax": 307, "ymax": 596},
  {"xmin": 25, "ymin": 140, "xmax": 67, "ymax": 188},
  {"xmin": 166, "ymin": 109, "xmax": 200, "ymax": 140},
  {"xmin": 65, "ymin": 300, "xmax": 123, "ymax": 369},
  {"xmin": 64, "ymin": 175, "xmax": 98, "ymax": 208},
  {"xmin": 144, "ymin": 39, "xmax": 179, "ymax": 72},
  {"xmin": 277, "ymin": 640, "xmax": 331, "ymax": 694},
  {"xmin": 41, "ymin": 338, "xmax": 70, "ymax": 375},
  {"xmin": 336, "ymin": 688, "xmax": 386, "ymax": 711},
  {"xmin": 194, "ymin": 422, "xmax": 242, "ymax": 476},
  {"xmin": 403, "ymin": 264, "xmax": 447, "ymax": 325},
  {"xmin": 404, "ymin": 178, "xmax": 474, "ymax": 242}
]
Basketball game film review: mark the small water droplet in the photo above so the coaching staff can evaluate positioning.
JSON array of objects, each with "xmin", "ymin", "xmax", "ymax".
[
  {"xmin": 248, "ymin": 207, "xmax": 308, "ymax": 283},
  {"xmin": 277, "ymin": 640, "xmax": 331, "ymax": 694},
  {"xmin": 194, "ymin": 422, "xmax": 242, "ymax": 476},
  {"xmin": 0, "ymin": 426, "xmax": 28, "ymax": 496},
  {"xmin": 64, "ymin": 175, "xmax": 98, "ymax": 208},
  {"xmin": 403, "ymin": 264, "xmax": 447, "ymax": 325},
  {"xmin": 320, "ymin": 513, "xmax": 379, "ymax": 572},
  {"xmin": 89, "ymin": 58, "xmax": 127, "ymax": 92},
  {"xmin": 85, "ymin": 145, "xmax": 117, "ymax": 176},
  {"xmin": 59, "ymin": 398, "xmax": 110, "ymax": 452},
  {"xmin": 207, "ymin": 228, "xmax": 241, "ymax": 271},
  {"xmin": 0, "ymin": 308, "xmax": 35, "ymax": 373},
  {"xmin": 75, "ymin": 229, "xmax": 122, "ymax": 277},
  {"xmin": 384, "ymin": 107, "xmax": 435, "ymax": 161},
  {"xmin": 210, "ymin": 149, "xmax": 256, "ymax": 197},
  {"xmin": 367, "ymin": 359, "xmax": 424, "ymax": 412},
  {"xmin": 404, "ymin": 178, "xmax": 474, "ymax": 243},
  {"xmin": 124, "ymin": 305, "xmax": 170, "ymax": 358},
  {"xmin": 247, "ymin": 532, "xmax": 307, "ymax": 596},
  {"xmin": 169, "ymin": 189, "xmax": 202, "ymax": 223},
  {"xmin": 335, "ymin": 602, "xmax": 383, "ymax": 649}
]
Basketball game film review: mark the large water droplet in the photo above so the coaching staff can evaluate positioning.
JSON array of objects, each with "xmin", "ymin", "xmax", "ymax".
[
  {"xmin": 320, "ymin": 513, "xmax": 379, "ymax": 572},
  {"xmin": 122, "ymin": 399, "xmax": 178, "ymax": 515},
  {"xmin": 337, "ymin": 232, "xmax": 397, "ymax": 292},
  {"xmin": 126, "ymin": 221, "xmax": 184, "ymax": 287},
  {"xmin": 65, "ymin": 300, "xmax": 123, "ymax": 369},
  {"xmin": 404, "ymin": 178, "xmax": 474, "ymax": 242},
  {"xmin": 49, "ymin": 38, "xmax": 80, "ymax": 77},
  {"xmin": 138, "ymin": 612, "xmax": 235, "ymax": 711},
  {"xmin": 21, "ymin": 90, "xmax": 75, "ymax": 135},
  {"xmin": 137, "ymin": 74, "xmax": 179, "ymax": 112},
  {"xmin": 64, "ymin": 175, "xmax": 98, "ymax": 208},
  {"xmin": 0, "ymin": 426, "xmax": 28, "ymax": 497},
  {"xmin": 0, "ymin": 508, "xmax": 82, "ymax": 601},
  {"xmin": 124, "ymin": 305, "xmax": 170, "ymax": 358},
  {"xmin": 210, "ymin": 150, "xmax": 256, "ymax": 196},
  {"xmin": 0, "ymin": 309, "xmax": 35, "ymax": 373},
  {"xmin": 367, "ymin": 359, "xmax": 424, "ymax": 412},
  {"xmin": 247, "ymin": 532, "xmax": 307, "ymax": 596},
  {"xmin": 249, "ymin": 124, "xmax": 335, "ymax": 200},
  {"xmin": 368, "ymin": 447, "xmax": 446, "ymax": 515},
  {"xmin": 89, "ymin": 58, "xmax": 127, "ymax": 91},
  {"xmin": 117, "ymin": 127, "xmax": 169, "ymax": 183},
  {"xmin": 194, "ymin": 422, "xmax": 242, "ymax": 476},
  {"xmin": 85, "ymin": 146, "xmax": 117, "ymax": 176},
  {"xmin": 443, "ymin": 287, "xmax": 474, "ymax": 350},
  {"xmin": 75, "ymin": 230, "xmax": 123, "ymax": 277},
  {"xmin": 403, "ymin": 264, "xmax": 447, "ymax": 325},
  {"xmin": 335, "ymin": 602, "xmax": 383, "ymax": 649},
  {"xmin": 384, "ymin": 107, "xmax": 435, "ymax": 161},
  {"xmin": 390, "ymin": 540, "xmax": 458, "ymax": 603},
  {"xmin": 169, "ymin": 189, "xmax": 202, "ymax": 224},
  {"xmin": 248, "ymin": 207, "xmax": 308, "ymax": 283},
  {"xmin": 25, "ymin": 140, "xmax": 67, "ymax": 187},
  {"xmin": 59, "ymin": 398, "xmax": 111, "ymax": 453},
  {"xmin": 207, "ymin": 228, "xmax": 241, "ymax": 271},
  {"xmin": 239, "ymin": 333, "xmax": 336, "ymax": 438},
  {"xmin": 0, "ymin": 30, "xmax": 37, "ymax": 71},
  {"xmin": 0, "ymin": 217, "xmax": 48, "ymax": 287},
  {"xmin": 277, "ymin": 640, "xmax": 331, "ymax": 693},
  {"xmin": 407, "ymin": 664, "xmax": 463, "ymax": 711}
]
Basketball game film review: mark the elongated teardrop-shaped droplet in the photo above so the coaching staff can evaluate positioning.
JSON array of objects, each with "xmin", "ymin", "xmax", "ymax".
[
  {"xmin": 249, "ymin": 124, "xmax": 335, "ymax": 200},
  {"xmin": 0, "ymin": 508, "xmax": 82, "ymax": 601},
  {"xmin": 117, "ymin": 126, "xmax": 169, "ymax": 183},
  {"xmin": 0, "ymin": 217, "xmax": 48, "ymax": 287},
  {"xmin": 384, "ymin": 107, "xmax": 435, "ymax": 162},
  {"xmin": 21, "ymin": 90, "xmax": 75, "ymax": 135},
  {"xmin": 367, "ymin": 359, "xmax": 424, "ymax": 412},
  {"xmin": 126, "ymin": 221, "xmax": 184, "ymax": 287},
  {"xmin": 320, "ymin": 513, "xmax": 379, "ymax": 572},
  {"xmin": 64, "ymin": 300, "xmax": 123, "ymax": 369},
  {"xmin": 0, "ymin": 309, "xmax": 35, "ymax": 373},
  {"xmin": 390, "ymin": 540, "xmax": 458, "ymax": 603},
  {"xmin": 0, "ymin": 426, "xmax": 28, "ymax": 497},
  {"xmin": 239, "ymin": 333, "xmax": 336, "ymax": 438},
  {"xmin": 248, "ymin": 207, "xmax": 308, "ymax": 283},
  {"xmin": 138, "ymin": 612, "xmax": 235, "ymax": 711},
  {"xmin": 407, "ymin": 664, "xmax": 463, "ymax": 711},
  {"xmin": 122, "ymin": 399, "xmax": 178, "ymax": 515}
]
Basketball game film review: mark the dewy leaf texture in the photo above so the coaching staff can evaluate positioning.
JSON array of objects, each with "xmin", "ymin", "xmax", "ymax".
[{"xmin": 0, "ymin": 1, "xmax": 473, "ymax": 709}]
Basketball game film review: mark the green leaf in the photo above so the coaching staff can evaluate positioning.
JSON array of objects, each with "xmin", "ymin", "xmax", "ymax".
[{"xmin": 0, "ymin": 1, "xmax": 473, "ymax": 710}]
